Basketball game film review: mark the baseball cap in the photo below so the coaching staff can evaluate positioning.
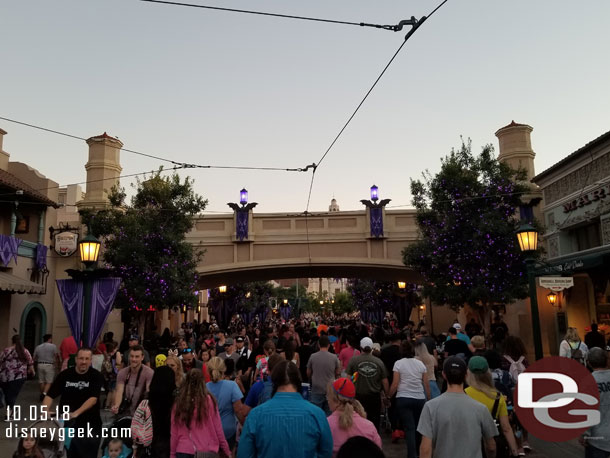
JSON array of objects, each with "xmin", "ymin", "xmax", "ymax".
[
  {"xmin": 372, "ymin": 343, "xmax": 381, "ymax": 352},
  {"xmin": 360, "ymin": 337, "xmax": 374, "ymax": 350},
  {"xmin": 236, "ymin": 336, "xmax": 244, "ymax": 343},
  {"xmin": 224, "ymin": 337, "xmax": 234, "ymax": 346},
  {"xmin": 129, "ymin": 334, "xmax": 140, "ymax": 342},
  {"xmin": 468, "ymin": 356, "xmax": 489, "ymax": 374},
  {"xmin": 452, "ymin": 323, "xmax": 462, "ymax": 330},
  {"xmin": 332, "ymin": 377, "xmax": 356, "ymax": 398},
  {"xmin": 443, "ymin": 356, "xmax": 467, "ymax": 377}
]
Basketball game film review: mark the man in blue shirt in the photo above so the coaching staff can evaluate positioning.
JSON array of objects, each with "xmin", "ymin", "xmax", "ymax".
[{"xmin": 238, "ymin": 360, "xmax": 333, "ymax": 458}]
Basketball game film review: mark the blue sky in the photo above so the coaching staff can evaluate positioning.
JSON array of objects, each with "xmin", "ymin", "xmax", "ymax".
[{"xmin": 2, "ymin": 0, "xmax": 609, "ymax": 213}]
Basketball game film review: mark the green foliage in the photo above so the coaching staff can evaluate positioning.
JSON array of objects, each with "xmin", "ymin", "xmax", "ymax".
[
  {"xmin": 80, "ymin": 170, "xmax": 207, "ymax": 311},
  {"xmin": 403, "ymin": 140, "xmax": 540, "ymax": 314},
  {"xmin": 330, "ymin": 291, "xmax": 355, "ymax": 314},
  {"xmin": 209, "ymin": 282, "xmax": 274, "ymax": 313},
  {"xmin": 347, "ymin": 279, "xmax": 395, "ymax": 312}
]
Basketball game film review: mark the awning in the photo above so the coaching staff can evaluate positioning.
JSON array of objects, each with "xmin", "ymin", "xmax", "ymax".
[
  {"xmin": 0, "ymin": 271, "xmax": 45, "ymax": 294},
  {"xmin": 538, "ymin": 248, "xmax": 610, "ymax": 275}
]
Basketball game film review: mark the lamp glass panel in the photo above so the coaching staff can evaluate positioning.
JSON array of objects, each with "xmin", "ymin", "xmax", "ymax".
[
  {"xmin": 517, "ymin": 230, "xmax": 538, "ymax": 252},
  {"xmin": 80, "ymin": 241, "xmax": 101, "ymax": 263},
  {"xmin": 397, "ymin": 281, "xmax": 406, "ymax": 289}
]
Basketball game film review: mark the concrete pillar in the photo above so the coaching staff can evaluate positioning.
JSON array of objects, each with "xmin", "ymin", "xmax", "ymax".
[
  {"xmin": 77, "ymin": 133, "xmax": 123, "ymax": 211},
  {"xmin": 0, "ymin": 128, "xmax": 10, "ymax": 171}
]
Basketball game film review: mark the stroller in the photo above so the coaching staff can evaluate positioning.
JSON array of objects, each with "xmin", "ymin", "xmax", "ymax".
[
  {"xmin": 27, "ymin": 419, "xmax": 65, "ymax": 458},
  {"xmin": 100, "ymin": 415, "xmax": 133, "ymax": 458}
]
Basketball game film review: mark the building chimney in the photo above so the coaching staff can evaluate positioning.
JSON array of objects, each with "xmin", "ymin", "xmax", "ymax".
[
  {"xmin": 77, "ymin": 132, "xmax": 123, "ymax": 211},
  {"xmin": 0, "ymin": 128, "xmax": 9, "ymax": 171},
  {"xmin": 495, "ymin": 121, "xmax": 536, "ymax": 182}
]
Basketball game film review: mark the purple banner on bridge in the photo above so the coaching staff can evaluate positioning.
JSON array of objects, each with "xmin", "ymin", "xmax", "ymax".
[
  {"xmin": 56, "ymin": 279, "xmax": 84, "ymax": 345},
  {"xmin": 87, "ymin": 278, "xmax": 121, "ymax": 348},
  {"xmin": 370, "ymin": 207, "xmax": 384, "ymax": 238}
]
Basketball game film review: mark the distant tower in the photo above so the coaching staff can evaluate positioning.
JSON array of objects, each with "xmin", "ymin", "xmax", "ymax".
[
  {"xmin": 495, "ymin": 121, "xmax": 537, "ymax": 184},
  {"xmin": 329, "ymin": 198, "xmax": 340, "ymax": 212},
  {"xmin": 77, "ymin": 132, "xmax": 123, "ymax": 211}
]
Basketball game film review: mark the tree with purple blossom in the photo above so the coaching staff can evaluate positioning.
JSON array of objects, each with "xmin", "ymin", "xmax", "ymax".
[
  {"xmin": 402, "ymin": 140, "xmax": 541, "ymax": 330},
  {"xmin": 80, "ymin": 170, "xmax": 207, "ymax": 336}
]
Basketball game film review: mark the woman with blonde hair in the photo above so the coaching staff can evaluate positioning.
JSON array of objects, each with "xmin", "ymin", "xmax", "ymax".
[
  {"xmin": 414, "ymin": 340, "xmax": 440, "ymax": 398},
  {"xmin": 170, "ymin": 369, "xmax": 230, "ymax": 458},
  {"xmin": 326, "ymin": 377, "xmax": 381, "ymax": 457},
  {"xmin": 165, "ymin": 355, "xmax": 185, "ymax": 389},
  {"xmin": 206, "ymin": 357, "xmax": 245, "ymax": 452},
  {"xmin": 465, "ymin": 356, "xmax": 519, "ymax": 457},
  {"xmin": 559, "ymin": 327, "xmax": 588, "ymax": 362}
]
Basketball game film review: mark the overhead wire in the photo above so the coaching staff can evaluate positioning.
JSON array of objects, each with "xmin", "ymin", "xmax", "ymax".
[
  {"xmin": 139, "ymin": 0, "xmax": 407, "ymax": 32},
  {"xmin": 302, "ymin": 0, "xmax": 449, "ymax": 268},
  {"xmin": 0, "ymin": 116, "xmax": 311, "ymax": 173}
]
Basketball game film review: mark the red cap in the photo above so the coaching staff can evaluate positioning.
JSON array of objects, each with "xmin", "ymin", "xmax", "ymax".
[{"xmin": 333, "ymin": 377, "xmax": 356, "ymax": 398}]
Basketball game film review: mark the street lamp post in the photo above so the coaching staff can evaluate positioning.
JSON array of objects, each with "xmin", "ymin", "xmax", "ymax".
[
  {"xmin": 516, "ymin": 223, "xmax": 543, "ymax": 360},
  {"xmin": 219, "ymin": 285, "xmax": 227, "ymax": 328}
]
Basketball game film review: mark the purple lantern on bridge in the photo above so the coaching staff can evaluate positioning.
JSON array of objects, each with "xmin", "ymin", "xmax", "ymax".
[
  {"xmin": 370, "ymin": 184, "xmax": 379, "ymax": 202},
  {"xmin": 240, "ymin": 188, "xmax": 248, "ymax": 205}
]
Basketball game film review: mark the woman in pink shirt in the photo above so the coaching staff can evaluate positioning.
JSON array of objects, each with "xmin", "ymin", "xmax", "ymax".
[
  {"xmin": 326, "ymin": 377, "xmax": 382, "ymax": 457},
  {"xmin": 170, "ymin": 370, "xmax": 230, "ymax": 458},
  {"xmin": 338, "ymin": 337, "xmax": 360, "ymax": 375}
]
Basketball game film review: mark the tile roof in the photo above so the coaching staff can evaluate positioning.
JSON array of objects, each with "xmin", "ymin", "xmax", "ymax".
[
  {"xmin": 0, "ymin": 169, "xmax": 59, "ymax": 207},
  {"xmin": 532, "ymin": 129, "xmax": 610, "ymax": 183}
]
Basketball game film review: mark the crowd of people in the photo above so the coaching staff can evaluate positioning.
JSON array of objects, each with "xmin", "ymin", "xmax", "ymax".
[{"xmin": 0, "ymin": 312, "xmax": 609, "ymax": 458}]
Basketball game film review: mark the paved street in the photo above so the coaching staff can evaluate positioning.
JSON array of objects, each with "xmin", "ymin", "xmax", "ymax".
[{"xmin": 0, "ymin": 380, "xmax": 584, "ymax": 458}]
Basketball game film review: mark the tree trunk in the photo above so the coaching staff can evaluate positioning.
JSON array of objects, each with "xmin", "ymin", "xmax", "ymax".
[{"xmin": 476, "ymin": 305, "xmax": 492, "ymax": 340}]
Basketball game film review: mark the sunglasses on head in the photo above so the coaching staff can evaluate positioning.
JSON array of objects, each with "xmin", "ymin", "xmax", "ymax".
[{"xmin": 181, "ymin": 348, "xmax": 193, "ymax": 354}]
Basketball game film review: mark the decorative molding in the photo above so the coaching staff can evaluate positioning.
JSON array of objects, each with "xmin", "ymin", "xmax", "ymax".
[
  {"xmin": 544, "ymin": 154, "xmax": 610, "ymax": 204},
  {"xmin": 601, "ymin": 214, "xmax": 610, "ymax": 246},
  {"xmin": 548, "ymin": 235, "xmax": 560, "ymax": 259}
]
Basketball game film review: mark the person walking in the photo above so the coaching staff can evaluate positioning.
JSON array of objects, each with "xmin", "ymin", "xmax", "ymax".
[
  {"xmin": 338, "ymin": 336, "xmax": 360, "ymax": 376},
  {"xmin": 307, "ymin": 335, "xmax": 341, "ymax": 416},
  {"xmin": 145, "ymin": 366, "xmax": 177, "ymax": 458},
  {"xmin": 327, "ymin": 377, "xmax": 382, "ymax": 457},
  {"xmin": 112, "ymin": 345, "xmax": 154, "ymax": 416},
  {"xmin": 389, "ymin": 340, "xmax": 430, "ymax": 458},
  {"xmin": 415, "ymin": 340, "xmax": 439, "ymax": 398},
  {"xmin": 581, "ymin": 347, "xmax": 610, "ymax": 458},
  {"xmin": 347, "ymin": 337, "xmax": 389, "ymax": 429},
  {"xmin": 238, "ymin": 360, "xmax": 333, "ymax": 458},
  {"xmin": 206, "ymin": 357, "xmax": 245, "ymax": 452},
  {"xmin": 559, "ymin": 327, "xmax": 588, "ymax": 363},
  {"xmin": 585, "ymin": 323, "xmax": 606, "ymax": 351},
  {"xmin": 0, "ymin": 334, "xmax": 35, "ymax": 418},
  {"xmin": 33, "ymin": 334, "xmax": 60, "ymax": 401},
  {"xmin": 417, "ymin": 356, "xmax": 498, "ymax": 458},
  {"xmin": 465, "ymin": 356, "xmax": 519, "ymax": 457},
  {"xmin": 170, "ymin": 369, "xmax": 230, "ymax": 458},
  {"xmin": 43, "ymin": 347, "xmax": 105, "ymax": 458}
]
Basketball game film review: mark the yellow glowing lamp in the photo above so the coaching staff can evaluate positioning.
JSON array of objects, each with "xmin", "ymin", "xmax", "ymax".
[
  {"xmin": 397, "ymin": 281, "xmax": 406, "ymax": 289},
  {"xmin": 79, "ymin": 234, "xmax": 101, "ymax": 268},
  {"xmin": 516, "ymin": 224, "xmax": 538, "ymax": 253},
  {"xmin": 547, "ymin": 291, "xmax": 558, "ymax": 306},
  {"xmin": 219, "ymin": 285, "xmax": 227, "ymax": 293}
]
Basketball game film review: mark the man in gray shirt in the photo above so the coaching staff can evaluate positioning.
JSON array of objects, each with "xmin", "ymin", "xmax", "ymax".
[
  {"xmin": 307, "ymin": 335, "xmax": 340, "ymax": 415},
  {"xmin": 33, "ymin": 334, "xmax": 60, "ymax": 401},
  {"xmin": 418, "ymin": 356, "xmax": 498, "ymax": 458},
  {"xmin": 582, "ymin": 347, "xmax": 610, "ymax": 457}
]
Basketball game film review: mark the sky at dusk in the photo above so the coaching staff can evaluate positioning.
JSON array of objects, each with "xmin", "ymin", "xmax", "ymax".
[{"xmin": 2, "ymin": 1, "xmax": 609, "ymax": 214}]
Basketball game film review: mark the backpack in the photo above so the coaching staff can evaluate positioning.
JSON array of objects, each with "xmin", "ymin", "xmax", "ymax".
[
  {"xmin": 131, "ymin": 399, "xmax": 153, "ymax": 447},
  {"xmin": 569, "ymin": 341, "xmax": 585, "ymax": 364},
  {"xmin": 504, "ymin": 355, "xmax": 526, "ymax": 384},
  {"xmin": 258, "ymin": 380, "xmax": 274, "ymax": 406}
]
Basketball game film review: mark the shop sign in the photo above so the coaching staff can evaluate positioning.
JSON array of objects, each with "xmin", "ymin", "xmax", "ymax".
[
  {"xmin": 54, "ymin": 231, "xmax": 78, "ymax": 257},
  {"xmin": 563, "ymin": 183, "xmax": 609, "ymax": 213},
  {"xmin": 539, "ymin": 276, "xmax": 574, "ymax": 291}
]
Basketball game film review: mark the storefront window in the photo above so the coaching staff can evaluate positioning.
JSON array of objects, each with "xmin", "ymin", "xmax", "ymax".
[{"xmin": 571, "ymin": 222, "xmax": 601, "ymax": 251}]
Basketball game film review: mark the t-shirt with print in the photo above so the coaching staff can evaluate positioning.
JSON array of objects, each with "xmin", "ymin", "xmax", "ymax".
[
  {"xmin": 0, "ymin": 347, "xmax": 34, "ymax": 383},
  {"xmin": 417, "ymin": 392, "xmax": 498, "ymax": 458},
  {"xmin": 116, "ymin": 365, "xmax": 154, "ymax": 416},
  {"xmin": 586, "ymin": 369, "xmax": 610, "ymax": 452},
  {"xmin": 307, "ymin": 350, "xmax": 340, "ymax": 395},
  {"xmin": 47, "ymin": 366, "xmax": 104, "ymax": 429},
  {"xmin": 347, "ymin": 353, "xmax": 387, "ymax": 396},
  {"xmin": 206, "ymin": 380, "xmax": 243, "ymax": 440}
]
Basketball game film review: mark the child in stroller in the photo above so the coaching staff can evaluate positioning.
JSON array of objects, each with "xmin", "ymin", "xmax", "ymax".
[
  {"xmin": 19, "ymin": 419, "xmax": 64, "ymax": 458},
  {"xmin": 100, "ymin": 415, "xmax": 133, "ymax": 458}
]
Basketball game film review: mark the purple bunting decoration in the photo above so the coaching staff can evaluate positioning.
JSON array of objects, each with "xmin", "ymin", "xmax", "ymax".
[
  {"xmin": 35, "ymin": 244, "xmax": 48, "ymax": 270},
  {"xmin": 56, "ymin": 279, "xmax": 84, "ymax": 345},
  {"xmin": 0, "ymin": 235, "xmax": 22, "ymax": 266},
  {"xmin": 87, "ymin": 278, "xmax": 121, "ymax": 347},
  {"xmin": 370, "ymin": 207, "xmax": 384, "ymax": 238}
]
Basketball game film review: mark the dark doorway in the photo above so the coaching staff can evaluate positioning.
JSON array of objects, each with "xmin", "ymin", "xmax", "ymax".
[{"xmin": 24, "ymin": 306, "xmax": 43, "ymax": 354}]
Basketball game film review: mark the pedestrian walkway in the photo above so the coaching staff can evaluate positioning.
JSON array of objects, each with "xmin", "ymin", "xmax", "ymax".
[{"xmin": 0, "ymin": 380, "xmax": 584, "ymax": 457}]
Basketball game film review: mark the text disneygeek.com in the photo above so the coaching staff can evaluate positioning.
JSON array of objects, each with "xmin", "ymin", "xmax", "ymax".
[{"xmin": 4, "ymin": 424, "xmax": 131, "ymax": 441}]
